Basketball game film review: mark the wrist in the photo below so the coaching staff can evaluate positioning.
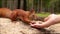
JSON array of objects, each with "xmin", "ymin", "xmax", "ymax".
[{"xmin": 57, "ymin": 15, "xmax": 60, "ymax": 22}]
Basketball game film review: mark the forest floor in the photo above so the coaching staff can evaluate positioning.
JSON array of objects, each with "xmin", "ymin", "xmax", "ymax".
[
  {"xmin": 0, "ymin": 18, "xmax": 60, "ymax": 34},
  {"xmin": 0, "ymin": 13, "xmax": 60, "ymax": 34}
]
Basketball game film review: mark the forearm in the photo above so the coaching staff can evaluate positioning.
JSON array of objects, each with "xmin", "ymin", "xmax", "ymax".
[
  {"xmin": 56, "ymin": 15, "xmax": 60, "ymax": 22},
  {"xmin": 42, "ymin": 15, "xmax": 60, "ymax": 27}
]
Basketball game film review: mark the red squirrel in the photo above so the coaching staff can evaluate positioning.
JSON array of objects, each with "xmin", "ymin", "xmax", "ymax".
[
  {"xmin": 0, "ymin": 8, "xmax": 36, "ymax": 23},
  {"xmin": 13, "ymin": 9, "xmax": 36, "ymax": 23}
]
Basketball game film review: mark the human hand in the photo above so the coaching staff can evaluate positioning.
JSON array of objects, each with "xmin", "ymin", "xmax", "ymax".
[
  {"xmin": 30, "ymin": 21, "xmax": 44, "ymax": 28},
  {"xmin": 30, "ymin": 14, "xmax": 60, "ymax": 28},
  {"xmin": 44, "ymin": 14, "xmax": 60, "ymax": 24}
]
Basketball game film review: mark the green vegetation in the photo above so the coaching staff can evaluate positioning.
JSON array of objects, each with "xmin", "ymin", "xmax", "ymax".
[
  {"xmin": 0, "ymin": 0, "xmax": 2, "ymax": 7},
  {"xmin": 36, "ymin": 12, "xmax": 60, "ymax": 17},
  {"xmin": 0, "ymin": 0, "xmax": 60, "ymax": 13},
  {"xmin": 26, "ymin": 0, "xmax": 60, "ymax": 13},
  {"xmin": 36, "ymin": 13, "xmax": 50, "ymax": 17}
]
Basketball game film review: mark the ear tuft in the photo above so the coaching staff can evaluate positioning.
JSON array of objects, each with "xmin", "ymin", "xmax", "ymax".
[{"xmin": 30, "ymin": 8, "xmax": 35, "ymax": 13}]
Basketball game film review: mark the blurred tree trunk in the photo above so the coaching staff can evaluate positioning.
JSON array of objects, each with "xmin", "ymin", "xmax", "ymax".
[
  {"xmin": 0, "ymin": 0, "xmax": 2, "ymax": 7},
  {"xmin": 17, "ymin": 0, "xmax": 20, "ymax": 9},
  {"xmin": 20, "ymin": 0, "xmax": 27, "ymax": 11},
  {"xmin": 2, "ymin": 0, "xmax": 18, "ymax": 10},
  {"xmin": 40, "ymin": 0, "xmax": 43, "ymax": 12},
  {"xmin": 23, "ymin": 0, "xmax": 27, "ymax": 11},
  {"xmin": 2, "ymin": 0, "xmax": 7, "ymax": 8},
  {"xmin": 20, "ymin": 0, "xmax": 24, "ymax": 9}
]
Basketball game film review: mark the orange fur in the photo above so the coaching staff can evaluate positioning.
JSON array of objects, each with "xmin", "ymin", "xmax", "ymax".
[
  {"xmin": 13, "ymin": 9, "xmax": 35, "ymax": 23},
  {"xmin": 0, "ymin": 8, "xmax": 15, "ymax": 20},
  {"xmin": 0, "ymin": 8, "xmax": 36, "ymax": 23}
]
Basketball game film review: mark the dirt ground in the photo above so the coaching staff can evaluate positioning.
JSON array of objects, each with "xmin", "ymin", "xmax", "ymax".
[{"xmin": 0, "ymin": 18, "xmax": 60, "ymax": 34}]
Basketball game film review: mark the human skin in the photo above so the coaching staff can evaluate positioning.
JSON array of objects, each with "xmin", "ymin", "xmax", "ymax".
[{"xmin": 30, "ymin": 14, "xmax": 60, "ymax": 28}]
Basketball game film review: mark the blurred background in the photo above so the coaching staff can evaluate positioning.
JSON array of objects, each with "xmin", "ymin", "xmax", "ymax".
[{"xmin": 0, "ymin": 0, "xmax": 60, "ymax": 17}]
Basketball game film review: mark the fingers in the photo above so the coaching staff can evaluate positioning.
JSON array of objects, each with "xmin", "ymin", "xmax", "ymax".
[
  {"xmin": 30, "ymin": 24, "xmax": 41, "ymax": 28},
  {"xmin": 30, "ymin": 21, "xmax": 45, "ymax": 28},
  {"xmin": 30, "ymin": 23, "xmax": 46, "ymax": 28}
]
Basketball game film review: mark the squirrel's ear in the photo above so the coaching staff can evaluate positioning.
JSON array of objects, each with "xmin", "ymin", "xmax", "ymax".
[{"xmin": 29, "ymin": 8, "xmax": 35, "ymax": 14}]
